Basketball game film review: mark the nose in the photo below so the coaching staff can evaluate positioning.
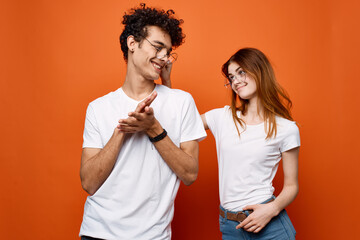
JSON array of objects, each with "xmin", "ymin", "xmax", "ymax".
[
  {"xmin": 156, "ymin": 54, "xmax": 169, "ymax": 61},
  {"xmin": 232, "ymin": 76, "xmax": 244, "ymax": 84},
  {"xmin": 156, "ymin": 48, "xmax": 169, "ymax": 60}
]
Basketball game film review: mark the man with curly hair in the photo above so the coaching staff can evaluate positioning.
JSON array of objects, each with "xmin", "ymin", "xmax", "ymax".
[{"xmin": 79, "ymin": 4, "xmax": 206, "ymax": 240}]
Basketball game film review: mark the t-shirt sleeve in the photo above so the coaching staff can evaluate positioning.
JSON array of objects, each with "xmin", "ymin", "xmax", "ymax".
[
  {"xmin": 204, "ymin": 107, "xmax": 224, "ymax": 137},
  {"xmin": 280, "ymin": 122, "xmax": 300, "ymax": 152},
  {"xmin": 180, "ymin": 94, "xmax": 207, "ymax": 143},
  {"xmin": 82, "ymin": 104, "xmax": 103, "ymax": 148}
]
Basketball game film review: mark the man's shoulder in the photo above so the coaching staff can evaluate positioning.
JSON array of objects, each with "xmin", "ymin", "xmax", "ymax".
[
  {"xmin": 156, "ymin": 85, "xmax": 192, "ymax": 100},
  {"xmin": 88, "ymin": 88, "xmax": 121, "ymax": 107}
]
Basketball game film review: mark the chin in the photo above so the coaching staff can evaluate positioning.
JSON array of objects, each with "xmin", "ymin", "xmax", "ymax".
[
  {"xmin": 145, "ymin": 73, "xmax": 159, "ymax": 81},
  {"xmin": 151, "ymin": 75, "xmax": 160, "ymax": 81}
]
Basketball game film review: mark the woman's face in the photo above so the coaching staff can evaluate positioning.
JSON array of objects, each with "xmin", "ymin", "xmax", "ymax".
[{"xmin": 228, "ymin": 62, "xmax": 257, "ymax": 100}]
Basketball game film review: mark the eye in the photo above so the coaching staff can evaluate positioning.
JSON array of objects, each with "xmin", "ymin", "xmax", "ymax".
[
  {"xmin": 228, "ymin": 75, "xmax": 235, "ymax": 81},
  {"xmin": 154, "ymin": 46, "xmax": 163, "ymax": 52},
  {"xmin": 239, "ymin": 70, "xmax": 246, "ymax": 75}
]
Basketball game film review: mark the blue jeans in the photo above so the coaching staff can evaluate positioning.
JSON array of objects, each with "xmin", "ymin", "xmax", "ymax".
[{"xmin": 219, "ymin": 198, "xmax": 296, "ymax": 240}]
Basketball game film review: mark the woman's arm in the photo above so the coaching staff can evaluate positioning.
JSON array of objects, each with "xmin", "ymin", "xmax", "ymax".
[
  {"xmin": 162, "ymin": 71, "xmax": 208, "ymax": 131},
  {"xmin": 201, "ymin": 114, "xmax": 209, "ymax": 130},
  {"xmin": 160, "ymin": 63, "xmax": 173, "ymax": 88},
  {"xmin": 237, "ymin": 147, "xmax": 299, "ymax": 233},
  {"xmin": 270, "ymin": 147, "xmax": 300, "ymax": 214}
]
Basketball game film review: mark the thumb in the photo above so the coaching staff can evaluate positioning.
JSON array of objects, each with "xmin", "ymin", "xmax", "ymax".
[
  {"xmin": 242, "ymin": 205, "xmax": 256, "ymax": 211},
  {"xmin": 145, "ymin": 106, "xmax": 154, "ymax": 115}
]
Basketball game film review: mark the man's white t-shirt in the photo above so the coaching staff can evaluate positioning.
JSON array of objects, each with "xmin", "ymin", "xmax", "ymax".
[
  {"xmin": 80, "ymin": 84, "xmax": 206, "ymax": 240},
  {"xmin": 205, "ymin": 106, "xmax": 300, "ymax": 212}
]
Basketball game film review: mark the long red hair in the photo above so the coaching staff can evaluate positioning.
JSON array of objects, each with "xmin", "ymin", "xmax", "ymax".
[{"xmin": 222, "ymin": 48, "xmax": 293, "ymax": 139}]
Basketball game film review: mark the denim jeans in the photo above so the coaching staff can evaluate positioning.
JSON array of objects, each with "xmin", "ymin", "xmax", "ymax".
[{"xmin": 219, "ymin": 198, "xmax": 296, "ymax": 240}]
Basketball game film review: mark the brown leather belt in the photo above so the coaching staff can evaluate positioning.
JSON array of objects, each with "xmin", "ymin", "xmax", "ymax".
[{"xmin": 219, "ymin": 199, "xmax": 274, "ymax": 222}]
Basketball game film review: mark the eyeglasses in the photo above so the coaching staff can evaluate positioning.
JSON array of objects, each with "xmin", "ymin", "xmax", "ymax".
[
  {"xmin": 144, "ymin": 38, "xmax": 178, "ymax": 64},
  {"xmin": 224, "ymin": 70, "xmax": 247, "ymax": 87}
]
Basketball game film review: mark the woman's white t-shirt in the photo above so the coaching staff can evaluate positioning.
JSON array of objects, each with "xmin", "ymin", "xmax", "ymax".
[{"xmin": 205, "ymin": 106, "xmax": 300, "ymax": 212}]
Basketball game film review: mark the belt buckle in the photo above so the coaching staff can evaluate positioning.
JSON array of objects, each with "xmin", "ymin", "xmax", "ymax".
[{"xmin": 235, "ymin": 211, "xmax": 247, "ymax": 222}]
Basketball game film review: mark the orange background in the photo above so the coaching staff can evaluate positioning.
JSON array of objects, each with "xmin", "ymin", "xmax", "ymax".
[{"xmin": 1, "ymin": 0, "xmax": 360, "ymax": 239}]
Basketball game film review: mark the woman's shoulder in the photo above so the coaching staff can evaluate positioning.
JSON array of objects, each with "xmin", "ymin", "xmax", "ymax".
[
  {"xmin": 275, "ymin": 116, "xmax": 299, "ymax": 134},
  {"xmin": 204, "ymin": 106, "xmax": 233, "ymax": 131},
  {"xmin": 206, "ymin": 105, "xmax": 231, "ymax": 115}
]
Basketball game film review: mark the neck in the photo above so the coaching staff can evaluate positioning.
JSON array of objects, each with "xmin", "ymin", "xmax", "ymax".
[
  {"xmin": 122, "ymin": 65, "xmax": 156, "ymax": 101},
  {"xmin": 243, "ymin": 97, "xmax": 264, "ymax": 124}
]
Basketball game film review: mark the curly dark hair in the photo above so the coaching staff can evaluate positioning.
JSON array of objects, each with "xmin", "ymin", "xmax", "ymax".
[{"xmin": 119, "ymin": 3, "xmax": 185, "ymax": 61}]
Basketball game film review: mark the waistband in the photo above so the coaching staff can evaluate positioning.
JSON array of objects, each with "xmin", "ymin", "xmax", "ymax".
[{"xmin": 219, "ymin": 196, "xmax": 275, "ymax": 222}]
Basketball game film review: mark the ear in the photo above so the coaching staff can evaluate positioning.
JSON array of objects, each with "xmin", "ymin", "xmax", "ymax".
[{"xmin": 127, "ymin": 35, "xmax": 137, "ymax": 53}]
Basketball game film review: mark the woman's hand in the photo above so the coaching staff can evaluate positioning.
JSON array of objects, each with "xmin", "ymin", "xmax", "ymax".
[
  {"xmin": 160, "ymin": 62, "xmax": 173, "ymax": 88},
  {"xmin": 236, "ymin": 202, "xmax": 279, "ymax": 233}
]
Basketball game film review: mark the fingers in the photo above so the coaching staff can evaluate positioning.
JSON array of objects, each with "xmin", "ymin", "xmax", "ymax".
[
  {"xmin": 145, "ymin": 91, "xmax": 157, "ymax": 106},
  {"xmin": 117, "ymin": 125, "xmax": 137, "ymax": 133},
  {"xmin": 135, "ymin": 91, "xmax": 158, "ymax": 113},
  {"xmin": 144, "ymin": 106, "xmax": 154, "ymax": 115},
  {"xmin": 245, "ymin": 225, "xmax": 257, "ymax": 232},
  {"xmin": 118, "ymin": 107, "xmax": 154, "ymax": 133},
  {"xmin": 128, "ymin": 107, "xmax": 153, "ymax": 120},
  {"xmin": 237, "ymin": 217, "xmax": 250, "ymax": 229},
  {"xmin": 253, "ymin": 226, "xmax": 263, "ymax": 233},
  {"xmin": 117, "ymin": 118, "xmax": 139, "ymax": 133},
  {"xmin": 239, "ymin": 219, "xmax": 256, "ymax": 232},
  {"xmin": 164, "ymin": 62, "xmax": 173, "ymax": 71},
  {"xmin": 117, "ymin": 123, "xmax": 136, "ymax": 133},
  {"xmin": 134, "ymin": 101, "xmax": 146, "ymax": 113},
  {"xmin": 235, "ymin": 222, "xmax": 242, "ymax": 230},
  {"xmin": 243, "ymin": 222, "xmax": 263, "ymax": 233},
  {"xmin": 128, "ymin": 112, "xmax": 141, "ymax": 119},
  {"xmin": 242, "ymin": 205, "xmax": 256, "ymax": 211},
  {"xmin": 118, "ymin": 117, "xmax": 138, "ymax": 128}
]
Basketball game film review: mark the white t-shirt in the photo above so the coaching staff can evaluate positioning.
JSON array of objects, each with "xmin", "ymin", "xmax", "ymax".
[
  {"xmin": 205, "ymin": 106, "xmax": 300, "ymax": 212},
  {"xmin": 80, "ymin": 84, "xmax": 206, "ymax": 240}
]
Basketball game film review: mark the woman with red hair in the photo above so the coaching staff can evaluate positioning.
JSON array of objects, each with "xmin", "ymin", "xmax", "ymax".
[{"xmin": 202, "ymin": 48, "xmax": 300, "ymax": 239}]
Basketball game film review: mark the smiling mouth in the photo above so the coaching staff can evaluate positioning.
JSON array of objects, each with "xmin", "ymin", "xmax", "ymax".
[
  {"xmin": 236, "ymin": 83, "xmax": 247, "ymax": 90},
  {"xmin": 151, "ymin": 61, "xmax": 163, "ymax": 72}
]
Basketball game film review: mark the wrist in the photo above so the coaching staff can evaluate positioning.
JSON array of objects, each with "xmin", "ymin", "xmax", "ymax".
[
  {"xmin": 269, "ymin": 202, "xmax": 281, "ymax": 217},
  {"xmin": 161, "ymin": 77, "xmax": 171, "ymax": 88},
  {"xmin": 149, "ymin": 129, "xmax": 167, "ymax": 142},
  {"xmin": 146, "ymin": 120, "xmax": 163, "ymax": 138},
  {"xmin": 114, "ymin": 127, "xmax": 125, "ymax": 136}
]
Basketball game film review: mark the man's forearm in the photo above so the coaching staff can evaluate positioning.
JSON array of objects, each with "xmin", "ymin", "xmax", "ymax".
[
  {"xmin": 147, "ymin": 120, "xmax": 199, "ymax": 185},
  {"xmin": 80, "ymin": 129, "xmax": 125, "ymax": 195}
]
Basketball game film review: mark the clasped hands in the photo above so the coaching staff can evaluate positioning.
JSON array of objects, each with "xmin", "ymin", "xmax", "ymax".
[
  {"xmin": 117, "ymin": 91, "xmax": 158, "ymax": 134},
  {"xmin": 117, "ymin": 63, "xmax": 171, "ymax": 133}
]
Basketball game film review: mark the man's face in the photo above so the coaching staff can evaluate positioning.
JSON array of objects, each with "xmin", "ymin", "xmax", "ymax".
[{"xmin": 132, "ymin": 26, "xmax": 172, "ymax": 81}]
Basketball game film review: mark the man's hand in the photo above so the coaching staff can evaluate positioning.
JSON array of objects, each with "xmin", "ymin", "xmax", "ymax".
[
  {"xmin": 236, "ymin": 202, "xmax": 279, "ymax": 233},
  {"xmin": 160, "ymin": 63, "xmax": 173, "ymax": 88},
  {"xmin": 117, "ymin": 106, "xmax": 156, "ymax": 133},
  {"xmin": 134, "ymin": 91, "xmax": 157, "ymax": 113},
  {"xmin": 117, "ymin": 91, "xmax": 158, "ymax": 133}
]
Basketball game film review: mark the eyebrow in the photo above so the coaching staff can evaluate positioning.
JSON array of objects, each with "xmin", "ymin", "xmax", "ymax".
[
  {"xmin": 153, "ymin": 40, "xmax": 173, "ymax": 52},
  {"xmin": 235, "ymin": 66, "xmax": 243, "ymax": 72},
  {"xmin": 229, "ymin": 67, "xmax": 243, "ymax": 75}
]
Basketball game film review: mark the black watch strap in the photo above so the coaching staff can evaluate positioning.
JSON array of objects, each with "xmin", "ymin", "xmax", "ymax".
[{"xmin": 149, "ymin": 129, "xmax": 167, "ymax": 142}]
